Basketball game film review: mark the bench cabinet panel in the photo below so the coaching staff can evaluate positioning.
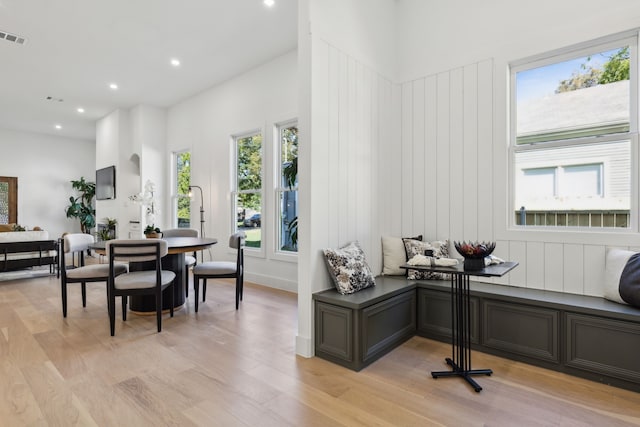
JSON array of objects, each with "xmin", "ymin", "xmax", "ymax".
[
  {"xmin": 315, "ymin": 302, "xmax": 353, "ymax": 363},
  {"xmin": 482, "ymin": 299, "xmax": 559, "ymax": 363},
  {"xmin": 566, "ymin": 313, "xmax": 640, "ymax": 383},
  {"xmin": 314, "ymin": 286, "xmax": 416, "ymax": 371},
  {"xmin": 362, "ymin": 290, "xmax": 416, "ymax": 364},
  {"xmin": 416, "ymin": 288, "xmax": 479, "ymax": 344}
]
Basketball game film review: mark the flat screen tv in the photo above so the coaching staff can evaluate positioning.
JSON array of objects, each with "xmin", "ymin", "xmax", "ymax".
[{"xmin": 96, "ymin": 166, "xmax": 116, "ymax": 200}]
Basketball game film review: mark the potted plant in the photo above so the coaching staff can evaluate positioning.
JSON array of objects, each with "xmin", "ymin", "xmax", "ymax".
[
  {"xmin": 144, "ymin": 224, "xmax": 162, "ymax": 238},
  {"xmin": 97, "ymin": 217, "xmax": 118, "ymax": 241},
  {"xmin": 65, "ymin": 177, "xmax": 96, "ymax": 234}
]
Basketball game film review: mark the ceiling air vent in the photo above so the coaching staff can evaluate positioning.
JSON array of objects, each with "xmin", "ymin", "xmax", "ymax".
[{"xmin": 0, "ymin": 30, "xmax": 26, "ymax": 45}]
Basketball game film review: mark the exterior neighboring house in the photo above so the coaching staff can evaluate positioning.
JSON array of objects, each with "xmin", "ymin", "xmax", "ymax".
[{"xmin": 514, "ymin": 80, "xmax": 630, "ymax": 227}]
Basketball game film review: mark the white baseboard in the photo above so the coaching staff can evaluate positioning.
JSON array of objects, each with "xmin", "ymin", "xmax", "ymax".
[
  {"xmin": 296, "ymin": 334, "xmax": 313, "ymax": 357},
  {"xmin": 244, "ymin": 272, "xmax": 297, "ymax": 293}
]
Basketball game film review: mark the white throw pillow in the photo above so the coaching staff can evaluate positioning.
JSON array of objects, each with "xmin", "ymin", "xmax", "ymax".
[
  {"xmin": 381, "ymin": 236, "xmax": 406, "ymax": 275},
  {"xmin": 381, "ymin": 235, "xmax": 423, "ymax": 275},
  {"xmin": 604, "ymin": 248, "xmax": 634, "ymax": 304}
]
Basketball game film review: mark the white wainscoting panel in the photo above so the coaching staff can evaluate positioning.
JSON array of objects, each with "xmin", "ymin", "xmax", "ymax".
[
  {"xmin": 314, "ymin": 39, "xmax": 394, "ymax": 274},
  {"xmin": 544, "ymin": 243, "xmax": 564, "ymax": 293},
  {"xmin": 394, "ymin": 57, "xmax": 624, "ymax": 297}
]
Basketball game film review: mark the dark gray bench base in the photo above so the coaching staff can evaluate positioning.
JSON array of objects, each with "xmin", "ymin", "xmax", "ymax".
[
  {"xmin": 416, "ymin": 279, "xmax": 640, "ymax": 393},
  {"xmin": 314, "ymin": 276, "xmax": 640, "ymax": 393},
  {"xmin": 314, "ymin": 277, "xmax": 416, "ymax": 371}
]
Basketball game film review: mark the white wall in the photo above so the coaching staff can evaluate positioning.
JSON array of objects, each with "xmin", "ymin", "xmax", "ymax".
[
  {"xmin": 96, "ymin": 106, "xmax": 168, "ymax": 238},
  {"xmin": 397, "ymin": 0, "xmax": 640, "ymax": 82},
  {"xmin": 0, "ymin": 128, "xmax": 94, "ymax": 238},
  {"xmin": 167, "ymin": 50, "xmax": 298, "ymax": 291},
  {"xmin": 394, "ymin": 0, "xmax": 640, "ymax": 296},
  {"xmin": 296, "ymin": 0, "xmax": 397, "ymax": 356}
]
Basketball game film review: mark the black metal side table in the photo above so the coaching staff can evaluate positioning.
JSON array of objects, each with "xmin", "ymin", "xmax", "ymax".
[{"xmin": 402, "ymin": 261, "xmax": 518, "ymax": 392}]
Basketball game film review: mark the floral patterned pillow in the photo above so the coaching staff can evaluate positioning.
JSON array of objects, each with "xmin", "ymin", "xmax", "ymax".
[
  {"xmin": 403, "ymin": 239, "xmax": 450, "ymax": 280},
  {"xmin": 323, "ymin": 241, "xmax": 376, "ymax": 295}
]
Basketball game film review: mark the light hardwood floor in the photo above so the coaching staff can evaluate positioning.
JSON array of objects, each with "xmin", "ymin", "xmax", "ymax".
[{"xmin": 0, "ymin": 271, "xmax": 639, "ymax": 426}]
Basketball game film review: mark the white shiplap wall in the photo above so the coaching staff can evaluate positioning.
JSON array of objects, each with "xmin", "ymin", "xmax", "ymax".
[
  {"xmin": 397, "ymin": 61, "xmax": 494, "ymax": 251},
  {"xmin": 311, "ymin": 37, "xmax": 394, "ymax": 275},
  {"xmin": 395, "ymin": 59, "xmax": 639, "ymax": 297}
]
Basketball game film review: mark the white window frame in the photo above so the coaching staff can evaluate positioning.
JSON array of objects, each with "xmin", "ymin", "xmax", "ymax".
[
  {"xmin": 231, "ymin": 129, "xmax": 265, "ymax": 256},
  {"xmin": 509, "ymin": 30, "xmax": 639, "ymax": 232},
  {"xmin": 274, "ymin": 119, "xmax": 298, "ymax": 259}
]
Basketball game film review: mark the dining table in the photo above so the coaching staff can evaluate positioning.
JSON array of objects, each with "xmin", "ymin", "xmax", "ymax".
[{"xmin": 90, "ymin": 236, "xmax": 218, "ymax": 313}]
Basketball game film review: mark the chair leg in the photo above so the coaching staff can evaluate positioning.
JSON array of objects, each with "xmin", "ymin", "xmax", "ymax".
[
  {"xmin": 170, "ymin": 282, "xmax": 175, "ymax": 318},
  {"xmin": 122, "ymin": 295, "xmax": 127, "ymax": 321},
  {"xmin": 203, "ymin": 278, "xmax": 207, "ymax": 302},
  {"xmin": 81, "ymin": 282, "xmax": 87, "ymax": 307},
  {"xmin": 61, "ymin": 281, "xmax": 67, "ymax": 318},
  {"xmin": 156, "ymin": 291, "xmax": 162, "ymax": 333},
  {"xmin": 109, "ymin": 293, "xmax": 116, "ymax": 336},
  {"xmin": 194, "ymin": 276, "xmax": 199, "ymax": 313},
  {"xmin": 235, "ymin": 275, "xmax": 240, "ymax": 310},
  {"xmin": 185, "ymin": 268, "xmax": 189, "ymax": 299}
]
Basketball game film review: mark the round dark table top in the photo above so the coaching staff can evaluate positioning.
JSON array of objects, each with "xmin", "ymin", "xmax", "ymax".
[{"xmin": 90, "ymin": 237, "xmax": 218, "ymax": 254}]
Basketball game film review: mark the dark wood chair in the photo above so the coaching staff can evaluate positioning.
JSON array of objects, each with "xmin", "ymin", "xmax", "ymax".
[
  {"xmin": 106, "ymin": 239, "xmax": 175, "ymax": 336},
  {"xmin": 59, "ymin": 233, "xmax": 127, "ymax": 317},
  {"xmin": 192, "ymin": 232, "xmax": 245, "ymax": 312}
]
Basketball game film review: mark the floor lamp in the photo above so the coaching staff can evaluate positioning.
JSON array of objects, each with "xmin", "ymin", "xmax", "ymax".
[{"xmin": 188, "ymin": 185, "xmax": 207, "ymax": 262}]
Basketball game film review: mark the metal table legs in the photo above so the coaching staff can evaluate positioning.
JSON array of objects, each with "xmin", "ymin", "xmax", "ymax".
[{"xmin": 431, "ymin": 272, "xmax": 492, "ymax": 392}]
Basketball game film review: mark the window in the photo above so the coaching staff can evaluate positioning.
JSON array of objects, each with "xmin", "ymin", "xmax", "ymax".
[
  {"xmin": 173, "ymin": 151, "xmax": 191, "ymax": 228},
  {"xmin": 233, "ymin": 132, "xmax": 263, "ymax": 249},
  {"xmin": 0, "ymin": 177, "xmax": 17, "ymax": 224},
  {"xmin": 276, "ymin": 121, "xmax": 298, "ymax": 253},
  {"xmin": 511, "ymin": 33, "xmax": 637, "ymax": 228}
]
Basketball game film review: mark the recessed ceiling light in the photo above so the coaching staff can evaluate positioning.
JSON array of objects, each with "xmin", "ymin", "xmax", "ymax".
[
  {"xmin": 55, "ymin": 124, "xmax": 62, "ymax": 130},
  {"xmin": 77, "ymin": 107, "xmax": 85, "ymax": 113},
  {"xmin": 170, "ymin": 58, "xmax": 181, "ymax": 67},
  {"xmin": 109, "ymin": 83, "xmax": 118, "ymax": 90},
  {"xmin": 263, "ymin": 0, "xmax": 275, "ymax": 7}
]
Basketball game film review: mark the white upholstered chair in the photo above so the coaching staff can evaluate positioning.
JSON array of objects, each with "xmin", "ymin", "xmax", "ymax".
[
  {"xmin": 192, "ymin": 231, "xmax": 245, "ymax": 312},
  {"xmin": 106, "ymin": 239, "xmax": 176, "ymax": 336},
  {"xmin": 59, "ymin": 233, "xmax": 127, "ymax": 317}
]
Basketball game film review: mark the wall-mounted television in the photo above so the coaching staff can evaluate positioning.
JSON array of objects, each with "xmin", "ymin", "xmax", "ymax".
[{"xmin": 96, "ymin": 166, "xmax": 116, "ymax": 200}]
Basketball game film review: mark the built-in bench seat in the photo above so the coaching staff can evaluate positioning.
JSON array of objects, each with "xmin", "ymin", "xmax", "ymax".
[
  {"xmin": 314, "ymin": 276, "xmax": 416, "ymax": 371},
  {"xmin": 314, "ymin": 276, "xmax": 640, "ymax": 392}
]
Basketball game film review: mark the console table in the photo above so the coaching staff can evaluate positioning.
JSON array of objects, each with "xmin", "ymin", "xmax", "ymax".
[{"xmin": 402, "ymin": 261, "xmax": 518, "ymax": 392}]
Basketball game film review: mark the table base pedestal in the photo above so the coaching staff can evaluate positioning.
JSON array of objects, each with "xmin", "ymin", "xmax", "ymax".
[{"xmin": 432, "ymin": 357, "xmax": 492, "ymax": 392}]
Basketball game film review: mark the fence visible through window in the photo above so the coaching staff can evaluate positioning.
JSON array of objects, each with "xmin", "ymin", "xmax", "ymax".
[{"xmin": 515, "ymin": 209, "xmax": 629, "ymax": 227}]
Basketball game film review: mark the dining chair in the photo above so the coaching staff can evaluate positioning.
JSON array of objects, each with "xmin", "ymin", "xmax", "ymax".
[
  {"xmin": 59, "ymin": 233, "xmax": 127, "ymax": 317},
  {"xmin": 192, "ymin": 231, "xmax": 245, "ymax": 312},
  {"xmin": 106, "ymin": 239, "xmax": 176, "ymax": 336},
  {"xmin": 161, "ymin": 228, "xmax": 198, "ymax": 297}
]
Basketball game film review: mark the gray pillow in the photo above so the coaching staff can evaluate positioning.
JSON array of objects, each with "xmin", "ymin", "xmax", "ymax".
[{"xmin": 619, "ymin": 252, "xmax": 640, "ymax": 307}]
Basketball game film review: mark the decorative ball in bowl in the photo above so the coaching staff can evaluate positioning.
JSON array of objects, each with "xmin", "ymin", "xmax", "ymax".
[{"xmin": 454, "ymin": 241, "xmax": 496, "ymax": 270}]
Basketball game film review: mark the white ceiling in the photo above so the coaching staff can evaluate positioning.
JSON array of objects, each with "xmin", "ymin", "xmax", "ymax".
[{"xmin": 0, "ymin": 0, "xmax": 298, "ymax": 141}]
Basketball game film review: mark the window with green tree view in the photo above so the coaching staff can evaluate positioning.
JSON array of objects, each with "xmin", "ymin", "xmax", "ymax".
[
  {"xmin": 233, "ymin": 132, "xmax": 262, "ymax": 248},
  {"xmin": 277, "ymin": 121, "xmax": 298, "ymax": 252},
  {"xmin": 175, "ymin": 151, "xmax": 191, "ymax": 228},
  {"xmin": 511, "ymin": 33, "xmax": 636, "ymax": 228}
]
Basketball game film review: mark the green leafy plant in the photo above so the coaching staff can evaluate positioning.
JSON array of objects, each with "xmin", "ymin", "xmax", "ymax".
[
  {"xmin": 65, "ymin": 177, "xmax": 96, "ymax": 234},
  {"xmin": 97, "ymin": 228, "xmax": 112, "ymax": 241},
  {"xmin": 12, "ymin": 224, "xmax": 25, "ymax": 231},
  {"xmin": 144, "ymin": 224, "xmax": 161, "ymax": 235},
  {"xmin": 282, "ymin": 157, "xmax": 298, "ymax": 248}
]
